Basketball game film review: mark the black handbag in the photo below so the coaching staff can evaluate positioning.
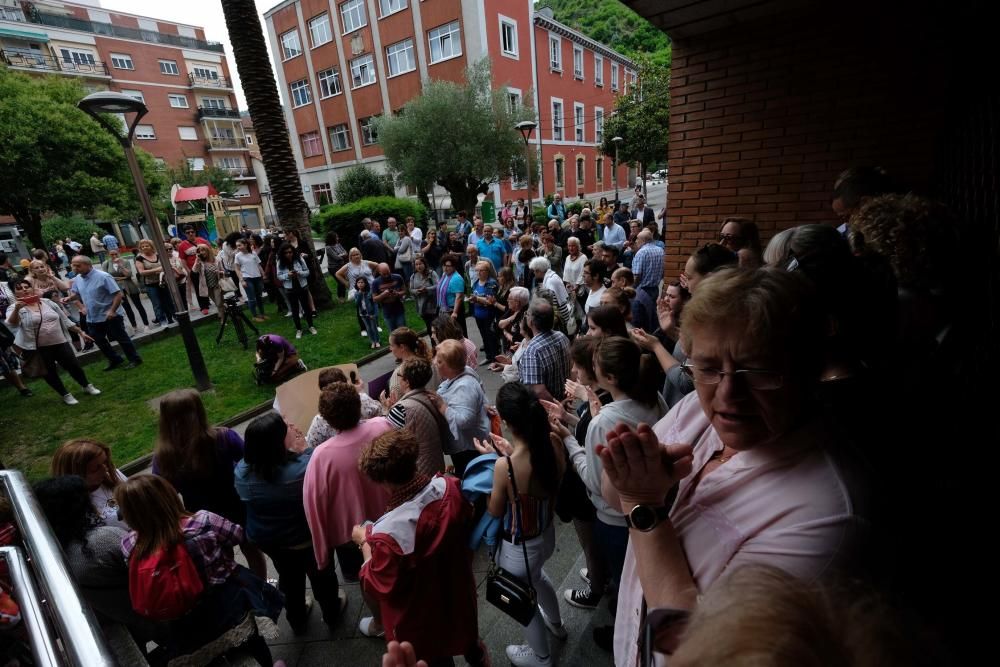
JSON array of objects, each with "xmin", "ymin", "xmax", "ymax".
[{"xmin": 485, "ymin": 455, "xmax": 538, "ymax": 626}]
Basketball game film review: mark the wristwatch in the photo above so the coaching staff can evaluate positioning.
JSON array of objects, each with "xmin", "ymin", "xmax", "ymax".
[{"xmin": 625, "ymin": 504, "xmax": 670, "ymax": 532}]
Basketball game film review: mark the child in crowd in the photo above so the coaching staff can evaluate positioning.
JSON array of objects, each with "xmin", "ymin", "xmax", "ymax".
[
  {"xmin": 354, "ymin": 277, "xmax": 380, "ymax": 349},
  {"xmin": 50, "ymin": 438, "xmax": 128, "ymax": 529}
]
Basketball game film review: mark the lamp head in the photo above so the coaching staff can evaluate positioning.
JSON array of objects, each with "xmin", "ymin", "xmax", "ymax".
[
  {"xmin": 516, "ymin": 120, "xmax": 537, "ymax": 141},
  {"xmin": 78, "ymin": 91, "xmax": 149, "ymax": 144},
  {"xmin": 611, "ymin": 136, "xmax": 623, "ymax": 145}
]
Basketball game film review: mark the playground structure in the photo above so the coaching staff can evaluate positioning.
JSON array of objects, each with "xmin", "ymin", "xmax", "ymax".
[{"xmin": 169, "ymin": 184, "xmax": 244, "ymax": 242}]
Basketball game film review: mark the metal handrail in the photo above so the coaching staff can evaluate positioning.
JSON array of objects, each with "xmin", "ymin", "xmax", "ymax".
[
  {"xmin": 0, "ymin": 546, "xmax": 59, "ymax": 667},
  {"xmin": 0, "ymin": 470, "xmax": 115, "ymax": 666}
]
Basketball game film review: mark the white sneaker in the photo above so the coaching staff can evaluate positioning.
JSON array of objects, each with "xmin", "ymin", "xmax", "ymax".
[
  {"xmin": 309, "ymin": 327, "xmax": 317, "ymax": 335},
  {"xmin": 62, "ymin": 393, "xmax": 79, "ymax": 405},
  {"xmin": 358, "ymin": 616, "xmax": 384, "ymax": 638},
  {"xmin": 295, "ymin": 330, "xmax": 303, "ymax": 339},
  {"xmin": 83, "ymin": 384, "xmax": 101, "ymax": 395},
  {"xmin": 538, "ymin": 605, "xmax": 567, "ymax": 640},
  {"xmin": 361, "ymin": 330, "xmax": 368, "ymax": 337},
  {"xmin": 506, "ymin": 644, "xmax": 551, "ymax": 666},
  {"xmin": 377, "ymin": 326, "xmax": 383, "ymax": 332},
  {"xmin": 285, "ymin": 311, "xmax": 293, "ymax": 317}
]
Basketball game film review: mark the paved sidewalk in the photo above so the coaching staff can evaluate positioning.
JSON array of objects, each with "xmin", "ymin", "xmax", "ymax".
[{"xmin": 227, "ymin": 323, "xmax": 615, "ymax": 667}]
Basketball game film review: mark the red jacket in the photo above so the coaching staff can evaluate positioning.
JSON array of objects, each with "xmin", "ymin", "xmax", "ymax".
[
  {"xmin": 360, "ymin": 476, "xmax": 479, "ymax": 661},
  {"xmin": 177, "ymin": 238, "xmax": 209, "ymax": 270}
]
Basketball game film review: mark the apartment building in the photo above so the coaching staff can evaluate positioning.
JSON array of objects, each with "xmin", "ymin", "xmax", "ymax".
[
  {"xmin": 0, "ymin": 0, "xmax": 264, "ymax": 226},
  {"xmin": 263, "ymin": 0, "xmax": 635, "ymax": 210}
]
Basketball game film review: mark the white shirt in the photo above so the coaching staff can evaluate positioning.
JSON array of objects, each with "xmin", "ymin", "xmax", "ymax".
[
  {"xmin": 541, "ymin": 269, "xmax": 569, "ymax": 306},
  {"xmin": 234, "ymin": 251, "xmax": 262, "ymax": 278},
  {"xmin": 584, "ymin": 285, "xmax": 606, "ymax": 313},
  {"xmin": 562, "ymin": 254, "xmax": 586, "ymax": 286},
  {"xmin": 409, "ymin": 227, "xmax": 423, "ymax": 244},
  {"xmin": 91, "ymin": 470, "xmax": 129, "ymax": 530}
]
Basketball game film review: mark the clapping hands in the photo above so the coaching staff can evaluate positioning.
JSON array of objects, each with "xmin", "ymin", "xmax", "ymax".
[{"xmin": 596, "ymin": 423, "xmax": 694, "ymax": 510}]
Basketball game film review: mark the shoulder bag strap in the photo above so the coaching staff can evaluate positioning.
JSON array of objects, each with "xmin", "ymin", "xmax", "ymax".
[{"xmin": 504, "ymin": 455, "xmax": 535, "ymax": 592}]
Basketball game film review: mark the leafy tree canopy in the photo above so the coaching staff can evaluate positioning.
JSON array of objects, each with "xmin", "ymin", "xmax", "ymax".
[
  {"xmin": 374, "ymin": 60, "xmax": 536, "ymax": 215},
  {"xmin": 600, "ymin": 56, "xmax": 670, "ymax": 179},
  {"xmin": 40, "ymin": 214, "xmax": 101, "ymax": 248},
  {"xmin": 335, "ymin": 165, "xmax": 394, "ymax": 205},
  {"xmin": 0, "ymin": 69, "xmax": 162, "ymax": 247},
  {"xmin": 541, "ymin": 0, "xmax": 671, "ymax": 68}
]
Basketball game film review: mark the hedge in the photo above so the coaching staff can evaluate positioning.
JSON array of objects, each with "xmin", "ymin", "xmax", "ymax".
[{"xmin": 312, "ymin": 196, "xmax": 428, "ymax": 245}]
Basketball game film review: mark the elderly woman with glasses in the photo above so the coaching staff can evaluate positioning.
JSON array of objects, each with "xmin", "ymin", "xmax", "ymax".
[{"xmin": 599, "ymin": 267, "xmax": 866, "ymax": 667}]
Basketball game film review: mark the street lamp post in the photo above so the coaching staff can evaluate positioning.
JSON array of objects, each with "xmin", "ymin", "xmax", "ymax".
[
  {"xmin": 516, "ymin": 120, "xmax": 537, "ymax": 220},
  {"xmin": 78, "ymin": 92, "xmax": 212, "ymax": 391},
  {"xmin": 612, "ymin": 136, "xmax": 623, "ymax": 207}
]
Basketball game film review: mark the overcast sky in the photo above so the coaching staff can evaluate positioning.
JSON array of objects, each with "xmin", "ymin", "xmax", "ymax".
[{"xmin": 100, "ymin": 0, "xmax": 280, "ymax": 110}]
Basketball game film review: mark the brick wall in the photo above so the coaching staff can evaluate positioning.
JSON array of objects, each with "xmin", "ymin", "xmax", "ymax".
[{"xmin": 664, "ymin": 10, "xmax": 947, "ymax": 275}]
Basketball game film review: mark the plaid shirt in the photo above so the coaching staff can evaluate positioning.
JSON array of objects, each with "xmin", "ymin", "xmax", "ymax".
[
  {"xmin": 518, "ymin": 330, "xmax": 571, "ymax": 399},
  {"xmin": 121, "ymin": 510, "xmax": 243, "ymax": 586},
  {"xmin": 632, "ymin": 243, "xmax": 664, "ymax": 291}
]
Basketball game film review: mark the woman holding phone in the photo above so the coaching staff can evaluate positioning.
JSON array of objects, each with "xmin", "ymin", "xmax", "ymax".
[{"xmin": 5, "ymin": 279, "xmax": 99, "ymax": 405}]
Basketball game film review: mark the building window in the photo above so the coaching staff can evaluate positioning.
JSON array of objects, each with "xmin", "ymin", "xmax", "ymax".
[
  {"xmin": 506, "ymin": 88, "xmax": 521, "ymax": 114},
  {"xmin": 178, "ymin": 126, "xmax": 198, "ymax": 141},
  {"xmin": 122, "ymin": 89, "xmax": 145, "ymax": 103},
  {"xmin": 245, "ymin": 135, "xmax": 254, "ymax": 145},
  {"xmin": 110, "ymin": 53, "xmax": 134, "ymax": 70},
  {"xmin": 193, "ymin": 66, "xmax": 219, "ymax": 80},
  {"xmin": 549, "ymin": 34, "xmax": 561, "ymax": 71},
  {"xmin": 574, "ymin": 103, "xmax": 584, "ymax": 142},
  {"xmin": 216, "ymin": 156, "xmax": 243, "ymax": 169},
  {"xmin": 499, "ymin": 17, "xmax": 517, "ymax": 58},
  {"xmin": 317, "ymin": 67, "xmax": 342, "ymax": 98},
  {"xmin": 573, "ymin": 45, "xmax": 583, "ymax": 79},
  {"xmin": 134, "ymin": 124, "xmax": 155, "ymax": 140},
  {"xmin": 301, "ymin": 131, "xmax": 323, "ymax": 157},
  {"xmin": 595, "ymin": 107, "xmax": 604, "ymax": 143},
  {"xmin": 378, "ymin": 0, "xmax": 407, "ymax": 17},
  {"xmin": 60, "ymin": 48, "xmax": 96, "ymax": 65},
  {"xmin": 386, "ymin": 38, "xmax": 415, "ymax": 76},
  {"xmin": 428, "ymin": 21, "xmax": 461, "ymax": 63},
  {"xmin": 350, "ymin": 54, "xmax": 376, "ymax": 88},
  {"xmin": 594, "ymin": 54, "xmax": 603, "ymax": 86},
  {"xmin": 611, "ymin": 62, "xmax": 619, "ymax": 91},
  {"xmin": 340, "ymin": 0, "xmax": 367, "ymax": 33},
  {"xmin": 290, "ymin": 79, "xmax": 312, "ymax": 107},
  {"xmin": 312, "ymin": 183, "xmax": 333, "ymax": 205},
  {"xmin": 596, "ymin": 157, "xmax": 604, "ymax": 184},
  {"xmin": 281, "ymin": 30, "xmax": 302, "ymax": 59},
  {"xmin": 555, "ymin": 158, "xmax": 564, "ymax": 189},
  {"xmin": 360, "ymin": 116, "xmax": 378, "ymax": 145},
  {"xmin": 168, "ymin": 94, "xmax": 189, "ymax": 108},
  {"xmin": 576, "ymin": 157, "xmax": 585, "ymax": 185},
  {"xmin": 202, "ymin": 97, "xmax": 227, "ymax": 109},
  {"xmin": 187, "ymin": 157, "xmax": 205, "ymax": 171},
  {"xmin": 308, "ymin": 14, "xmax": 332, "ymax": 47},
  {"xmin": 551, "ymin": 99, "xmax": 563, "ymax": 141},
  {"xmin": 159, "ymin": 59, "xmax": 179, "ymax": 75},
  {"xmin": 329, "ymin": 123, "xmax": 351, "ymax": 151}
]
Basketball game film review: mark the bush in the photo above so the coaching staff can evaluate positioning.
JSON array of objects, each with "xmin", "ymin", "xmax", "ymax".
[
  {"xmin": 313, "ymin": 196, "xmax": 428, "ymax": 246},
  {"xmin": 334, "ymin": 165, "xmax": 394, "ymax": 205},
  {"xmin": 41, "ymin": 215, "xmax": 101, "ymax": 248},
  {"xmin": 532, "ymin": 207, "xmax": 548, "ymax": 223}
]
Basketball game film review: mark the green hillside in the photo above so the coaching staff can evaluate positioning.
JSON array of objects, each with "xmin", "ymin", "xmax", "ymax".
[{"xmin": 540, "ymin": 0, "xmax": 671, "ymax": 67}]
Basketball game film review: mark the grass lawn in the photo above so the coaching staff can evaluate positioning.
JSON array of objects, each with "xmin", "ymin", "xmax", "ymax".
[{"xmin": 1, "ymin": 283, "xmax": 428, "ymax": 480}]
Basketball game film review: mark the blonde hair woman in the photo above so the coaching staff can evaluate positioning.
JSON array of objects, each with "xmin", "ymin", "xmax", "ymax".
[
  {"xmin": 192, "ymin": 244, "xmax": 225, "ymax": 320},
  {"xmin": 133, "ymin": 239, "xmax": 173, "ymax": 325}
]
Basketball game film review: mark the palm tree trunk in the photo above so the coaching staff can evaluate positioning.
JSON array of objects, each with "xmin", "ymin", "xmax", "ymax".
[{"xmin": 219, "ymin": 0, "xmax": 331, "ymax": 307}]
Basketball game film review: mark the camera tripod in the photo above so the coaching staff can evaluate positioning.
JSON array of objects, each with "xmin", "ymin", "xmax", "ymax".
[{"xmin": 216, "ymin": 296, "xmax": 259, "ymax": 350}]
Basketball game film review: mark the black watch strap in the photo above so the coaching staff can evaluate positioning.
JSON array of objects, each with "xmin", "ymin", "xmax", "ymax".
[{"xmin": 624, "ymin": 504, "xmax": 671, "ymax": 532}]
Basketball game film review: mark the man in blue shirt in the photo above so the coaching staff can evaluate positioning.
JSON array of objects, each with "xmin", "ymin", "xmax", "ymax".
[
  {"xmin": 372, "ymin": 263, "xmax": 407, "ymax": 332},
  {"xmin": 454, "ymin": 210, "xmax": 472, "ymax": 243},
  {"xmin": 65, "ymin": 255, "xmax": 142, "ymax": 370},
  {"xmin": 601, "ymin": 215, "xmax": 627, "ymax": 252},
  {"xmin": 631, "ymin": 230, "xmax": 664, "ymax": 302},
  {"xmin": 436, "ymin": 253, "xmax": 467, "ymax": 337},
  {"xmin": 546, "ymin": 193, "xmax": 567, "ymax": 225},
  {"xmin": 476, "ymin": 225, "xmax": 506, "ymax": 269},
  {"xmin": 101, "ymin": 232, "xmax": 119, "ymax": 252}
]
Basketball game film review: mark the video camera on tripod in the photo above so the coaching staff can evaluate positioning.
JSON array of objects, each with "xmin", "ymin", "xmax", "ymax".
[{"xmin": 216, "ymin": 290, "xmax": 258, "ymax": 350}]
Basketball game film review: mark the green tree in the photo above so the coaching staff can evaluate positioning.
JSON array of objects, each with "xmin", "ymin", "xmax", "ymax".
[
  {"xmin": 0, "ymin": 69, "xmax": 160, "ymax": 248},
  {"xmin": 335, "ymin": 165, "xmax": 393, "ymax": 204},
  {"xmin": 601, "ymin": 57, "xmax": 670, "ymax": 193},
  {"xmin": 40, "ymin": 214, "xmax": 101, "ymax": 248},
  {"xmin": 375, "ymin": 60, "xmax": 536, "ymax": 215},
  {"xmin": 542, "ymin": 0, "xmax": 671, "ymax": 68}
]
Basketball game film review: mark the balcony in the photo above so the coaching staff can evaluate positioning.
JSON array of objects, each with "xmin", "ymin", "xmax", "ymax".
[
  {"xmin": 222, "ymin": 168, "xmax": 256, "ymax": 179},
  {"xmin": 197, "ymin": 106, "xmax": 241, "ymax": 120},
  {"xmin": 26, "ymin": 9, "xmax": 225, "ymax": 53},
  {"xmin": 189, "ymin": 74, "xmax": 233, "ymax": 89},
  {"xmin": 0, "ymin": 49, "xmax": 110, "ymax": 77},
  {"xmin": 207, "ymin": 137, "xmax": 247, "ymax": 150}
]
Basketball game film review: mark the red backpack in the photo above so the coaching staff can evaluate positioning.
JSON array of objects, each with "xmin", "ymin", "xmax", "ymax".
[{"xmin": 128, "ymin": 541, "xmax": 204, "ymax": 621}]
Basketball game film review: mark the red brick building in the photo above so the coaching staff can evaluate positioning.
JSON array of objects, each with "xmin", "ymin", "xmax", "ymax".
[
  {"xmin": 0, "ymin": 0, "xmax": 263, "ymax": 226},
  {"xmin": 262, "ymin": 0, "xmax": 635, "ymax": 210}
]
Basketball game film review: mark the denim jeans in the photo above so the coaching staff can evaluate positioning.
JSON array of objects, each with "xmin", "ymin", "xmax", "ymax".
[
  {"xmin": 145, "ymin": 284, "xmax": 173, "ymax": 323},
  {"xmin": 88, "ymin": 315, "xmax": 141, "ymax": 365},
  {"xmin": 262, "ymin": 544, "xmax": 341, "ymax": 626},
  {"xmin": 497, "ymin": 525, "xmax": 561, "ymax": 658},
  {"xmin": 383, "ymin": 308, "xmax": 406, "ymax": 333},
  {"xmin": 244, "ymin": 276, "xmax": 265, "ymax": 317}
]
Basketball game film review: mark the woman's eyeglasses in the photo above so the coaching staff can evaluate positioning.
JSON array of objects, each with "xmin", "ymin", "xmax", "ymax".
[{"xmin": 681, "ymin": 361, "xmax": 784, "ymax": 390}]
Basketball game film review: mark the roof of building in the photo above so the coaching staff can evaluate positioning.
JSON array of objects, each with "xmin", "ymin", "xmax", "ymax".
[{"xmin": 533, "ymin": 8, "xmax": 636, "ymax": 68}]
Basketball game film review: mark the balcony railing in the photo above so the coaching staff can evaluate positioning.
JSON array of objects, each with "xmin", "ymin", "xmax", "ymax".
[
  {"xmin": 222, "ymin": 168, "xmax": 256, "ymax": 179},
  {"xmin": 26, "ymin": 9, "xmax": 225, "ymax": 53},
  {"xmin": 0, "ymin": 49, "xmax": 110, "ymax": 76},
  {"xmin": 189, "ymin": 74, "xmax": 233, "ymax": 89},
  {"xmin": 207, "ymin": 137, "xmax": 247, "ymax": 150},
  {"xmin": 197, "ymin": 106, "xmax": 241, "ymax": 120}
]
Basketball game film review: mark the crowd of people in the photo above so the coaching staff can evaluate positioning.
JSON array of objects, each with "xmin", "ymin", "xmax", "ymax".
[{"xmin": 0, "ymin": 166, "xmax": 966, "ymax": 666}]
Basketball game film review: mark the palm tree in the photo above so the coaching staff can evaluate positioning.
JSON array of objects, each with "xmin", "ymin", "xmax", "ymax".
[{"xmin": 219, "ymin": 0, "xmax": 331, "ymax": 306}]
